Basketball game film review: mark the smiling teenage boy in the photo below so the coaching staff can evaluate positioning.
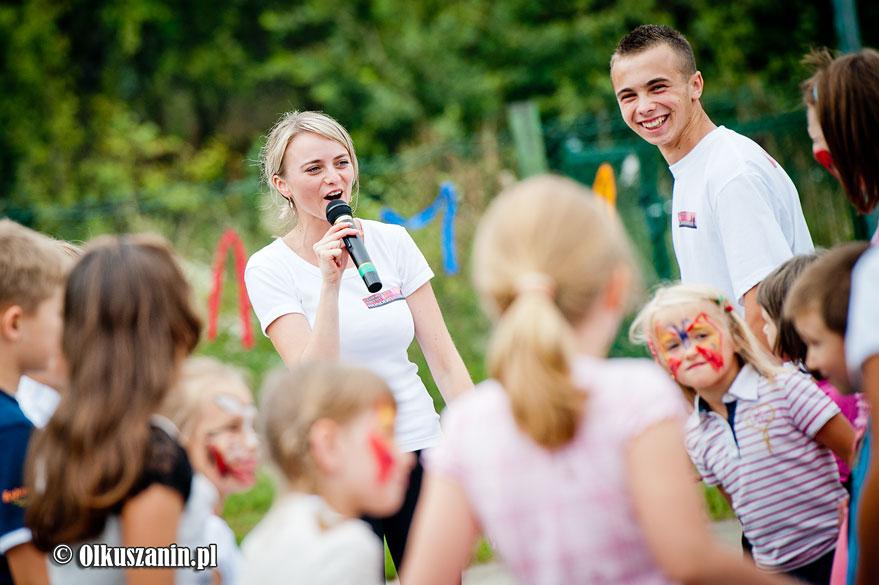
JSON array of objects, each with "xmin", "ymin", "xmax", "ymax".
[
  {"xmin": 610, "ymin": 25, "xmax": 813, "ymax": 347},
  {"xmin": 0, "ymin": 220, "xmax": 66, "ymax": 585}
]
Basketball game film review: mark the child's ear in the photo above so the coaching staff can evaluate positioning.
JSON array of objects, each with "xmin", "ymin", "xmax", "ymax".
[
  {"xmin": 308, "ymin": 418, "xmax": 341, "ymax": 475},
  {"xmin": 647, "ymin": 339, "xmax": 661, "ymax": 363},
  {"xmin": 0, "ymin": 305, "xmax": 24, "ymax": 342},
  {"xmin": 601, "ymin": 266, "xmax": 631, "ymax": 312}
]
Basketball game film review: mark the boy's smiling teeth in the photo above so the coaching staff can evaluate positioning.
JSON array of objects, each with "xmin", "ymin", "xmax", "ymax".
[{"xmin": 642, "ymin": 115, "xmax": 668, "ymax": 130}]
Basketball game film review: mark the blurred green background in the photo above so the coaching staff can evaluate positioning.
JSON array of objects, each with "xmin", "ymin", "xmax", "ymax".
[{"xmin": 3, "ymin": 0, "xmax": 877, "ymax": 577}]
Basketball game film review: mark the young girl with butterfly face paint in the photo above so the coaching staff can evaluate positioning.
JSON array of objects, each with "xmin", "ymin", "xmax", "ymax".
[
  {"xmin": 161, "ymin": 357, "xmax": 260, "ymax": 585},
  {"xmin": 631, "ymin": 283, "xmax": 856, "ymax": 585},
  {"xmin": 240, "ymin": 363, "xmax": 413, "ymax": 585}
]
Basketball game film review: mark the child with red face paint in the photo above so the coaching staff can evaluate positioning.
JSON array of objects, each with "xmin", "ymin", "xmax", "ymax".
[
  {"xmin": 160, "ymin": 357, "xmax": 259, "ymax": 585},
  {"xmin": 631, "ymin": 282, "xmax": 856, "ymax": 585},
  {"xmin": 240, "ymin": 363, "xmax": 413, "ymax": 585}
]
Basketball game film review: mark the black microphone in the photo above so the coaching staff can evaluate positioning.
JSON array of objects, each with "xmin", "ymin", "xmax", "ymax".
[{"xmin": 325, "ymin": 200, "xmax": 383, "ymax": 293}]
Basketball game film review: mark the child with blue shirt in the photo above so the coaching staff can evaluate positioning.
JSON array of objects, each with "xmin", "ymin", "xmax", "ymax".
[{"xmin": 0, "ymin": 220, "xmax": 67, "ymax": 585}]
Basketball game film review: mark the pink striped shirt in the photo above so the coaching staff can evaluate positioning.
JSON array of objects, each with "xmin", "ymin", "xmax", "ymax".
[
  {"xmin": 428, "ymin": 357, "xmax": 686, "ymax": 585},
  {"xmin": 685, "ymin": 364, "xmax": 846, "ymax": 572}
]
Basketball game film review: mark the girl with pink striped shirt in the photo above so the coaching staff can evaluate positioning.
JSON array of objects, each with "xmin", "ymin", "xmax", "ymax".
[
  {"xmin": 631, "ymin": 283, "xmax": 856, "ymax": 585},
  {"xmin": 402, "ymin": 176, "xmax": 794, "ymax": 585}
]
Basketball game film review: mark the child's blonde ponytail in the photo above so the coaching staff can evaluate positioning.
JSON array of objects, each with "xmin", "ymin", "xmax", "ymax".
[
  {"xmin": 487, "ymin": 281, "xmax": 583, "ymax": 448},
  {"xmin": 473, "ymin": 175, "xmax": 636, "ymax": 449}
]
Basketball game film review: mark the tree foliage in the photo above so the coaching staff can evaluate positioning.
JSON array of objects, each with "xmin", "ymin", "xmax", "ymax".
[{"xmin": 1, "ymin": 0, "xmax": 877, "ymax": 230}]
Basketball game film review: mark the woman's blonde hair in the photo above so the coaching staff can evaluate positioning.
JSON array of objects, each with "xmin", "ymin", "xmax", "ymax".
[
  {"xmin": 259, "ymin": 362, "xmax": 394, "ymax": 491},
  {"xmin": 260, "ymin": 110, "xmax": 360, "ymax": 223},
  {"xmin": 161, "ymin": 356, "xmax": 252, "ymax": 439},
  {"xmin": 629, "ymin": 283, "xmax": 782, "ymax": 400},
  {"xmin": 472, "ymin": 174, "xmax": 637, "ymax": 449}
]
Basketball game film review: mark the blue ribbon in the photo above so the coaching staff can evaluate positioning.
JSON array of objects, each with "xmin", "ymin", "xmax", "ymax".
[{"xmin": 380, "ymin": 182, "xmax": 458, "ymax": 275}]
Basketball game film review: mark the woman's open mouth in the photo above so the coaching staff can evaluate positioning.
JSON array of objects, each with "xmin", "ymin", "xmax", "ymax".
[{"xmin": 323, "ymin": 189, "xmax": 343, "ymax": 201}]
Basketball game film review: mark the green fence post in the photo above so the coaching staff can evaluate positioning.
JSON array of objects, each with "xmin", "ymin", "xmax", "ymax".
[
  {"xmin": 639, "ymin": 150, "xmax": 673, "ymax": 281},
  {"xmin": 507, "ymin": 101, "xmax": 549, "ymax": 178}
]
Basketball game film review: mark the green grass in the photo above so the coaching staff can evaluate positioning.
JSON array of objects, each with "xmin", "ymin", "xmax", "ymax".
[
  {"xmin": 703, "ymin": 485, "xmax": 735, "ymax": 520},
  {"xmin": 222, "ymin": 472, "xmax": 275, "ymax": 544}
]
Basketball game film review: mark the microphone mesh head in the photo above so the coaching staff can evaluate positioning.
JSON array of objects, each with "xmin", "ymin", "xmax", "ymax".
[{"xmin": 325, "ymin": 200, "xmax": 353, "ymax": 225}]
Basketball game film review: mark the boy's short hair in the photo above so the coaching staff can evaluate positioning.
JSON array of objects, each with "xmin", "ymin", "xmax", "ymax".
[
  {"xmin": 259, "ymin": 362, "xmax": 394, "ymax": 490},
  {"xmin": 611, "ymin": 24, "xmax": 697, "ymax": 75},
  {"xmin": 757, "ymin": 253, "xmax": 820, "ymax": 362},
  {"xmin": 784, "ymin": 242, "xmax": 870, "ymax": 335},
  {"xmin": 0, "ymin": 219, "xmax": 67, "ymax": 312}
]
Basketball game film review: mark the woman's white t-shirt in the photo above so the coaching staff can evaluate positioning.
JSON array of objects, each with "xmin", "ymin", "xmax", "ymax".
[{"xmin": 245, "ymin": 219, "xmax": 441, "ymax": 452}]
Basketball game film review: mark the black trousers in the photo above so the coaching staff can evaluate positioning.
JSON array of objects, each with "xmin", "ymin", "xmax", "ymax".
[
  {"xmin": 363, "ymin": 449, "xmax": 424, "ymax": 574},
  {"xmin": 783, "ymin": 547, "xmax": 835, "ymax": 585}
]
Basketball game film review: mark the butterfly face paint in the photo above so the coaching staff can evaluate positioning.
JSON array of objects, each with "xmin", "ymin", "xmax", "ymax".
[{"xmin": 654, "ymin": 312, "xmax": 726, "ymax": 381}]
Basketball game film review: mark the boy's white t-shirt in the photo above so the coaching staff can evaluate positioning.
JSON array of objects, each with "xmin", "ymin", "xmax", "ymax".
[
  {"xmin": 240, "ymin": 493, "xmax": 382, "ymax": 585},
  {"xmin": 245, "ymin": 220, "xmax": 441, "ymax": 452},
  {"xmin": 16, "ymin": 376, "xmax": 60, "ymax": 428},
  {"xmin": 670, "ymin": 126, "xmax": 813, "ymax": 307}
]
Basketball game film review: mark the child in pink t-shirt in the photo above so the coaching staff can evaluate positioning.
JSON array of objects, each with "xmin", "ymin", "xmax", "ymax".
[
  {"xmin": 401, "ymin": 176, "xmax": 793, "ymax": 585},
  {"xmin": 757, "ymin": 254, "xmax": 868, "ymax": 483}
]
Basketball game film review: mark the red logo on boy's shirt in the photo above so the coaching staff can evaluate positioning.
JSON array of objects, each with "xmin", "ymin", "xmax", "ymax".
[
  {"xmin": 2, "ymin": 486, "xmax": 28, "ymax": 507},
  {"xmin": 362, "ymin": 287, "xmax": 404, "ymax": 309},
  {"xmin": 678, "ymin": 211, "xmax": 697, "ymax": 229}
]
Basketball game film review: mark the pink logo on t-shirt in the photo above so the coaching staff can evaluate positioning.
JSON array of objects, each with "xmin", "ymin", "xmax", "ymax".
[
  {"xmin": 363, "ymin": 287, "xmax": 404, "ymax": 309},
  {"xmin": 678, "ymin": 211, "xmax": 697, "ymax": 229}
]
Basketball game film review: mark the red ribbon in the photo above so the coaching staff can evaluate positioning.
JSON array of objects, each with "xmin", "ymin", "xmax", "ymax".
[{"xmin": 207, "ymin": 229, "xmax": 254, "ymax": 349}]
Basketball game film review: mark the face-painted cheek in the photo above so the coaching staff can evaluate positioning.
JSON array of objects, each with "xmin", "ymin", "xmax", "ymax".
[
  {"xmin": 668, "ymin": 357, "xmax": 683, "ymax": 380},
  {"xmin": 368, "ymin": 432, "xmax": 395, "ymax": 485},
  {"xmin": 208, "ymin": 444, "xmax": 232, "ymax": 477},
  {"xmin": 695, "ymin": 345, "xmax": 725, "ymax": 371},
  {"xmin": 814, "ymin": 149, "xmax": 837, "ymax": 176},
  {"xmin": 208, "ymin": 443, "xmax": 257, "ymax": 484}
]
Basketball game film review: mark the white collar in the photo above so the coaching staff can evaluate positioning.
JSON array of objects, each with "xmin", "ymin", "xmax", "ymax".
[
  {"xmin": 150, "ymin": 413, "xmax": 181, "ymax": 438},
  {"xmin": 724, "ymin": 363, "xmax": 760, "ymax": 402},
  {"xmin": 687, "ymin": 363, "xmax": 760, "ymax": 427}
]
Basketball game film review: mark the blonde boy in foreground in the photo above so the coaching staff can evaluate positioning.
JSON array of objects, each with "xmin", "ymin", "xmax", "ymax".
[{"xmin": 0, "ymin": 220, "xmax": 66, "ymax": 585}]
